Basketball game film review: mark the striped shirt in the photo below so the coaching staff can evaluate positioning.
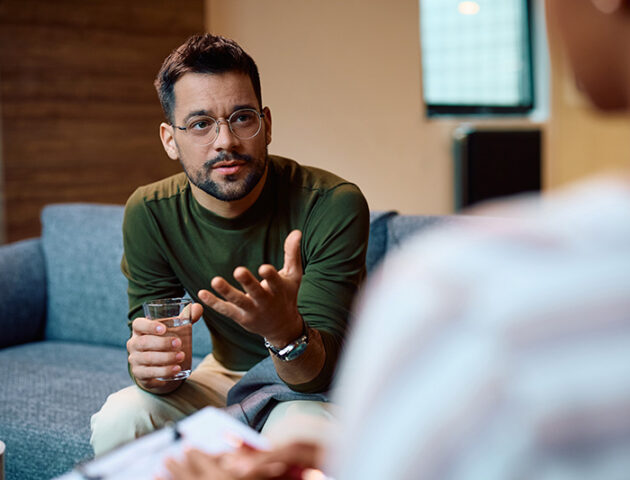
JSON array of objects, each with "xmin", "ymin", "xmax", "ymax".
[{"xmin": 328, "ymin": 176, "xmax": 630, "ymax": 480}]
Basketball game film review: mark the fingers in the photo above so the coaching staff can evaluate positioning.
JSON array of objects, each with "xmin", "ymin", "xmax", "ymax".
[
  {"xmin": 232, "ymin": 267, "xmax": 267, "ymax": 300},
  {"xmin": 257, "ymin": 229, "xmax": 302, "ymax": 294},
  {"xmin": 164, "ymin": 449, "xmax": 230, "ymax": 480},
  {"xmin": 199, "ymin": 269, "xmax": 275, "ymax": 313},
  {"xmin": 258, "ymin": 265, "xmax": 283, "ymax": 295},
  {"xmin": 200, "ymin": 229, "xmax": 302, "ymax": 306},
  {"xmin": 129, "ymin": 319, "xmax": 181, "ymax": 352},
  {"xmin": 190, "ymin": 303, "xmax": 204, "ymax": 324},
  {"xmin": 198, "ymin": 287, "xmax": 249, "ymax": 321},
  {"xmin": 220, "ymin": 442, "xmax": 322, "ymax": 479},
  {"xmin": 184, "ymin": 449, "xmax": 224, "ymax": 475},
  {"xmin": 258, "ymin": 229, "xmax": 302, "ymax": 294},
  {"xmin": 163, "ymin": 456, "xmax": 198, "ymax": 480},
  {"xmin": 265, "ymin": 442, "xmax": 323, "ymax": 468},
  {"xmin": 238, "ymin": 266, "xmax": 288, "ymax": 303},
  {"xmin": 162, "ymin": 444, "xmax": 323, "ymax": 480},
  {"xmin": 127, "ymin": 337, "xmax": 186, "ymax": 381},
  {"xmin": 195, "ymin": 230, "xmax": 303, "ymax": 338},
  {"xmin": 130, "ymin": 345, "xmax": 184, "ymax": 364},
  {"xmin": 132, "ymin": 363, "xmax": 183, "ymax": 382},
  {"xmin": 127, "ymin": 316, "xmax": 188, "ymax": 383},
  {"xmin": 132, "ymin": 316, "xmax": 167, "ymax": 336},
  {"xmin": 282, "ymin": 230, "xmax": 303, "ymax": 278}
]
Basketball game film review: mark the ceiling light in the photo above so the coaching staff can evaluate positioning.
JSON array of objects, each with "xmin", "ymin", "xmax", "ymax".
[{"xmin": 458, "ymin": 1, "xmax": 480, "ymax": 15}]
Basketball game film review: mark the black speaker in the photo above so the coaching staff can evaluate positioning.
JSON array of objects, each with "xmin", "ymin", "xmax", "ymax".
[{"xmin": 453, "ymin": 128, "xmax": 542, "ymax": 210}]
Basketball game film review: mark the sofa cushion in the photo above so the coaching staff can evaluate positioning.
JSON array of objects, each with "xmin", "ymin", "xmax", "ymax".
[
  {"xmin": 41, "ymin": 203, "xmax": 131, "ymax": 347},
  {"xmin": 0, "ymin": 341, "xmax": 133, "ymax": 480}
]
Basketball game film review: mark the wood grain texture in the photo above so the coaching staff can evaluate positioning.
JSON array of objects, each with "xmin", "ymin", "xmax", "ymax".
[{"xmin": 0, "ymin": 0, "xmax": 204, "ymax": 242}]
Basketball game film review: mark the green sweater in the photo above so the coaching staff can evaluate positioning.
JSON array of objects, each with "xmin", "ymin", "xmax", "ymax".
[{"xmin": 121, "ymin": 156, "xmax": 370, "ymax": 392}]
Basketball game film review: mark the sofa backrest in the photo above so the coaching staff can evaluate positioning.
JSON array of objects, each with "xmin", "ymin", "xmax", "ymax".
[
  {"xmin": 366, "ymin": 211, "xmax": 475, "ymax": 273},
  {"xmin": 39, "ymin": 203, "xmax": 460, "ymax": 353},
  {"xmin": 41, "ymin": 204, "xmax": 215, "ymax": 357},
  {"xmin": 42, "ymin": 204, "xmax": 130, "ymax": 348},
  {"xmin": 366, "ymin": 211, "xmax": 397, "ymax": 273}
]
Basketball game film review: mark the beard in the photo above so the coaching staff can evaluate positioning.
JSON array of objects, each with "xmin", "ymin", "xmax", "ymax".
[{"xmin": 181, "ymin": 149, "xmax": 268, "ymax": 202}]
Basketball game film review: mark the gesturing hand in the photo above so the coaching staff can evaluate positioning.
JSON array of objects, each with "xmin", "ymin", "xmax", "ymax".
[
  {"xmin": 160, "ymin": 441, "xmax": 324, "ymax": 480},
  {"xmin": 198, "ymin": 230, "xmax": 305, "ymax": 346}
]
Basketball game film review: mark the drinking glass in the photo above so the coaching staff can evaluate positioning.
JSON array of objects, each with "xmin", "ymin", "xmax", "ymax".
[{"xmin": 142, "ymin": 297, "xmax": 193, "ymax": 381}]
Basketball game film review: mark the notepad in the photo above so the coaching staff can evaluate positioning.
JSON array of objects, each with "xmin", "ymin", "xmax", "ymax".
[{"xmin": 56, "ymin": 407, "xmax": 270, "ymax": 480}]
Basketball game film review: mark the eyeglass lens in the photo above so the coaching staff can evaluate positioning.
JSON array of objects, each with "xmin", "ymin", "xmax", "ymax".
[{"xmin": 185, "ymin": 109, "xmax": 262, "ymax": 145}]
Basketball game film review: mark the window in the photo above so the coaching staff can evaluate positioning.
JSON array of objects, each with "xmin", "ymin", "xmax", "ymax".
[{"xmin": 420, "ymin": 0, "xmax": 535, "ymax": 116}]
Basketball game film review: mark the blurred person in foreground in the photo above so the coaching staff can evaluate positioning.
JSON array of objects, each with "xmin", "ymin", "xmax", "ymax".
[{"xmin": 161, "ymin": 0, "xmax": 630, "ymax": 478}]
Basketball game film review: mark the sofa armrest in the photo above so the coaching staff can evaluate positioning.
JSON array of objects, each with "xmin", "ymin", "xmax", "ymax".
[{"xmin": 0, "ymin": 238, "xmax": 47, "ymax": 348}]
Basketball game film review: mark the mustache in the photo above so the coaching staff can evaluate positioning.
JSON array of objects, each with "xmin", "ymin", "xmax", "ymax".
[{"xmin": 203, "ymin": 152, "xmax": 253, "ymax": 169}]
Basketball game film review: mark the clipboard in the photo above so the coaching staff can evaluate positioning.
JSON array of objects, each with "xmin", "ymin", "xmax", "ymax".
[{"xmin": 55, "ymin": 407, "xmax": 270, "ymax": 480}]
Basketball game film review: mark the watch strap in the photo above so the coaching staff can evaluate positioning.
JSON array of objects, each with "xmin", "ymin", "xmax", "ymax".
[{"xmin": 264, "ymin": 320, "xmax": 309, "ymax": 362}]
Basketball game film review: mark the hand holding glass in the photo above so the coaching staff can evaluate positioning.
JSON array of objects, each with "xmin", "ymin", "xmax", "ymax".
[{"xmin": 142, "ymin": 298, "xmax": 193, "ymax": 381}]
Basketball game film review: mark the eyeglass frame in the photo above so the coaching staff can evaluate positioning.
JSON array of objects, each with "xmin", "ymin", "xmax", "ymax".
[{"xmin": 171, "ymin": 108, "xmax": 266, "ymax": 146}]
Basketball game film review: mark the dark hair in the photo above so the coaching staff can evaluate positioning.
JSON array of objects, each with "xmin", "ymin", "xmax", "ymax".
[{"xmin": 154, "ymin": 34, "xmax": 262, "ymax": 123}]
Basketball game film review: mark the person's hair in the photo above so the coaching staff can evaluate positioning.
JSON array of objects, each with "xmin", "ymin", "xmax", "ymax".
[{"xmin": 154, "ymin": 33, "xmax": 262, "ymax": 123}]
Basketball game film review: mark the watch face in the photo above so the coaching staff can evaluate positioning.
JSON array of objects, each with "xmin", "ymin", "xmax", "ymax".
[
  {"xmin": 265, "ymin": 332, "xmax": 309, "ymax": 361},
  {"xmin": 282, "ymin": 340, "xmax": 308, "ymax": 362},
  {"xmin": 265, "ymin": 321, "xmax": 310, "ymax": 361}
]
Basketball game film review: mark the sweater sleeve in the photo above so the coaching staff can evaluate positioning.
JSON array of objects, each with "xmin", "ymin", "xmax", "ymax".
[
  {"xmin": 290, "ymin": 183, "xmax": 370, "ymax": 392},
  {"xmin": 120, "ymin": 188, "xmax": 185, "ymax": 329}
]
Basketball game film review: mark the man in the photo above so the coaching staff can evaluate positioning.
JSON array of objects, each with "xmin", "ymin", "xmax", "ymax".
[
  {"xmin": 162, "ymin": 1, "xmax": 630, "ymax": 478},
  {"xmin": 90, "ymin": 34, "xmax": 369, "ymax": 456}
]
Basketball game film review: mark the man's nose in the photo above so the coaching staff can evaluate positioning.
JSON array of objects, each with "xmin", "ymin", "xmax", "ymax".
[{"xmin": 212, "ymin": 120, "xmax": 239, "ymax": 150}]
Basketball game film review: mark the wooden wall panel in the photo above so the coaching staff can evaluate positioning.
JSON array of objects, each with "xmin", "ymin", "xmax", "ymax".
[{"xmin": 0, "ymin": 0, "xmax": 204, "ymax": 242}]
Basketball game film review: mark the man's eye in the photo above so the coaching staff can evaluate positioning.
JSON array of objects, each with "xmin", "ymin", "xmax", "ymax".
[
  {"xmin": 190, "ymin": 120, "xmax": 208, "ymax": 130},
  {"xmin": 190, "ymin": 120, "xmax": 210, "ymax": 130},
  {"xmin": 233, "ymin": 112, "xmax": 255, "ymax": 124}
]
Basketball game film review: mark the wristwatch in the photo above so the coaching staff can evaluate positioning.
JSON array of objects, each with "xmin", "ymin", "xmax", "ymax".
[{"xmin": 264, "ymin": 320, "xmax": 309, "ymax": 362}]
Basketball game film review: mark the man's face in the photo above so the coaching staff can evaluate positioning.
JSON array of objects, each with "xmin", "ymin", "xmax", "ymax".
[{"xmin": 162, "ymin": 71, "xmax": 272, "ymax": 202}]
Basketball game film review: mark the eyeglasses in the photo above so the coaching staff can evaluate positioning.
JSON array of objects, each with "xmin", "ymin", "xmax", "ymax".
[{"xmin": 173, "ymin": 108, "xmax": 265, "ymax": 146}]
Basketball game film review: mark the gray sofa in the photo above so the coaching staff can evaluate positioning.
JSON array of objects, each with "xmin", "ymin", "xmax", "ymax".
[{"xmin": 0, "ymin": 203, "xmax": 459, "ymax": 480}]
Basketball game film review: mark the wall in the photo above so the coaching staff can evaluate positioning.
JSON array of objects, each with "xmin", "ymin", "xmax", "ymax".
[
  {"xmin": 206, "ymin": 0, "xmax": 629, "ymax": 215},
  {"xmin": 0, "ymin": 0, "xmax": 204, "ymax": 242},
  {"xmin": 1, "ymin": 1, "xmax": 625, "ymax": 242},
  {"xmin": 206, "ymin": 0, "xmax": 457, "ymax": 215}
]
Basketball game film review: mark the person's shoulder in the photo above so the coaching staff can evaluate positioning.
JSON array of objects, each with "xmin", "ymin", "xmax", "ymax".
[
  {"xmin": 126, "ymin": 172, "xmax": 189, "ymax": 210},
  {"xmin": 269, "ymin": 155, "xmax": 364, "ymax": 197}
]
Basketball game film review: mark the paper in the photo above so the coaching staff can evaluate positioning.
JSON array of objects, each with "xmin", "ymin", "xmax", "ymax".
[{"xmin": 55, "ymin": 407, "xmax": 269, "ymax": 480}]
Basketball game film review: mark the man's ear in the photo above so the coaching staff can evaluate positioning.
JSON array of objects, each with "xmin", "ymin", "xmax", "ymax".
[
  {"xmin": 262, "ymin": 107, "xmax": 272, "ymax": 145},
  {"xmin": 159, "ymin": 122, "xmax": 180, "ymax": 160}
]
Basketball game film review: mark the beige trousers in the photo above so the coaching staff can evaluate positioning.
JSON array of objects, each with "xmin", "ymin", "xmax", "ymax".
[{"xmin": 90, "ymin": 354, "xmax": 335, "ymax": 456}]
